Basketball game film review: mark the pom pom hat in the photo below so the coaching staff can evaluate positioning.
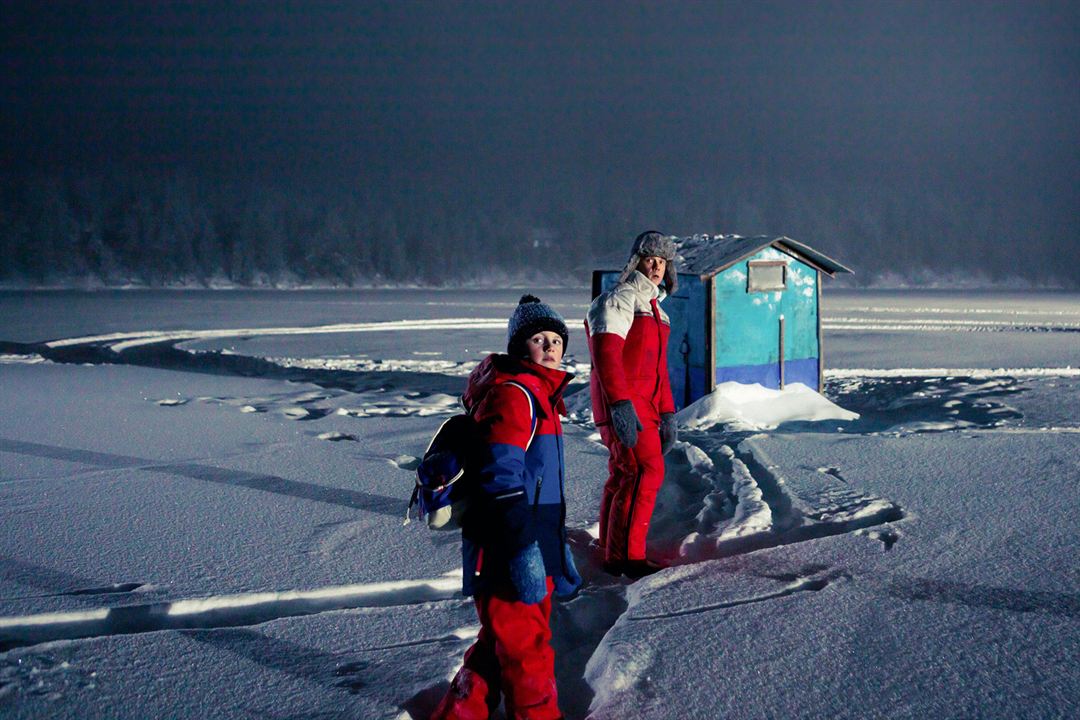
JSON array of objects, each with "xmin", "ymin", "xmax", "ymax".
[{"xmin": 507, "ymin": 295, "xmax": 570, "ymax": 359}]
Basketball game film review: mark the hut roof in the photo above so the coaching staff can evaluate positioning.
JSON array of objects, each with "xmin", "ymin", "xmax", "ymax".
[{"xmin": 675, "ymin": 235, "xmax": 854, "ymax": 278}]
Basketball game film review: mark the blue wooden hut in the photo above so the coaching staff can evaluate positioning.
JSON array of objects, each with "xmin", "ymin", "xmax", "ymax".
[{"xmin": 592, "ymin": 234, "xmax": 853, "ymax": 410}]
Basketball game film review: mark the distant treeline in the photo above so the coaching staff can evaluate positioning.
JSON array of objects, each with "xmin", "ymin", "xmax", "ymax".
[{"xmin": 0, "ymin": 168, "xmax": 1073, "ymax": 288}]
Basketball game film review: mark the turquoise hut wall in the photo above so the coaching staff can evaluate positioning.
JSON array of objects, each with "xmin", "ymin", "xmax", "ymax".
[{"xmin": 712, "ymin": 248, "xmax": 820, "ymax": 390}]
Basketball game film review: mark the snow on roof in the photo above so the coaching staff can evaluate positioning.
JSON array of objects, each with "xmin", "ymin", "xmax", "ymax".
[
  {"xmin": 674, "ymin": 234, "xmax": 854, "ymax": 277},
  {"xmin": 594, "ymin": 234, "xmax": 853, "ymax": 277}
]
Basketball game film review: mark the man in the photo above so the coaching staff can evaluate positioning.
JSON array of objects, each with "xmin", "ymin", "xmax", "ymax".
[{"xmin": 586, "ymin": 230, "xmax": 679, "ymax": 578}]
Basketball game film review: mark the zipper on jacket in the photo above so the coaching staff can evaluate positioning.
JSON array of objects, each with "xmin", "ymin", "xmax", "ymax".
[
  {"xmin": 558, "ymin": 433, "xmax": 570, "ymax": 578},
  {"xmin": 651, "ymin": 298, "xmax": 664, "ymax": 399},
  {"xmin": 533, "ymin": 474, "xmax": 544, "ymax": 508}
]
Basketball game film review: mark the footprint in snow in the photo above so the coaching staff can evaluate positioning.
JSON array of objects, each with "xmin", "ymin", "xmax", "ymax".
[
  {"xmin": 317, "ymin": 431, "xmax": 358, "ymax": 442},
  {"xmin": 857, "ymin": 526, "xmax": 901, "ymax": 550},
  {"xmin": 281, "ymin": 407, "xmax": 332, "ymax": 421},
  {"xmin": 817, "ymin": 466, "xmax": 846, "ymax": 483},
  {"xmin": 333, "ymin": 660, "xmax": 369, "ymax": 694},
  {"xmin": 393, "ymin": 455, "xmax": 421, "ymax": 471}
]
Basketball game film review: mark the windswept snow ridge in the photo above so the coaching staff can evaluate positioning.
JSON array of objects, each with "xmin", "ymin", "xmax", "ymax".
[
  {"xmin": 42, "ymin": 317, "xmax": 585, "ymax": 352},
  {"xmin": 824, "ymin": 317, "xmax": 1080, "ymax": 332},
  {"xmin": 832, "ymin": 305, "xmax": 1079, "ymax": 316},
  {"xmin": 13, "ymin": 323, "xmax": 594, "ymax": 425},
  {"xmin": 829, "ymin": 367, "xmax": 1079, "ymax": 378},
  {"xmin": 0, "ymin": 354, "xmax": 47, "ymax": 365},
  {"xmin": 0, "ymin": 573, "xmax": 464, "ymax": 651}
]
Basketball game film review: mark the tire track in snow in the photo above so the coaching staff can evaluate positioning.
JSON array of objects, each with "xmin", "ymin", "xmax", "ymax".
[
  {"xmin": 0, "ymin": 573, "xmax": 464, "ymax": 652},
  {"xmin": 2, "ymin": 333, "xmax": 481, "ymax": 414},
  {"xmin": 674, "ymin": 432, "xmax": 905, "ymax": 562},
  {"xmin": 737, "ymin": 437, "xmax": 905, "ymax": 543},
  {"xmin": 39, "ymin": 318, "xmax": 518, "ymax": 351},
  {"xmin": 0, "ymin": 437, "xmax": 404, "ymax": 518},
  {"xmin": 630, "ymin": 567, "xmax": 852, "ymax": 621}
]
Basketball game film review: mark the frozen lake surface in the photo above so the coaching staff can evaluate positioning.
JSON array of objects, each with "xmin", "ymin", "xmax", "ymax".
[
  {"xmin": 0, "ymin": 288, "xmax": 1077, "ymax": 719},
  {"xmin": 2, "ymin": 287, "xmax": 1078, "ymax": 368}
]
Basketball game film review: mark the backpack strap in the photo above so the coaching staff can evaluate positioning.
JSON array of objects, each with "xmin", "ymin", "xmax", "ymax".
[
  {"xmin": 405, "ymin": 381, "xmax": 538, "ymax": 527},
  {"xmin": 503, "ymin": 380, "xmax": 537, "ymax": 451}
]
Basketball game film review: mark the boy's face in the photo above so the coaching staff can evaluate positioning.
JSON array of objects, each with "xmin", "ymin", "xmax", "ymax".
[
  {"xmin": 526, "ymin": 331, "xmax": 564, "ymax": 369},
  {"xmin": 637, "ymin": 255, "xmax": 667, "ymax": 286}
]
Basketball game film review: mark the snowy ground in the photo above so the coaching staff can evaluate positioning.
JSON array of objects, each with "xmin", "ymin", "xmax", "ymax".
[{"xmin": 0, "ymin": 288, "xmax": 1077, "ymax": 719}]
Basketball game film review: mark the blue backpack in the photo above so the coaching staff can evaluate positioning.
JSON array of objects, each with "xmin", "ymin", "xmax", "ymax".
[{"xmin": 405, "ymin": 381, "xmax": 536, "ymax": 530}]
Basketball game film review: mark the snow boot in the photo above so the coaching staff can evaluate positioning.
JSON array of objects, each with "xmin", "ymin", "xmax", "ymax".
[{"xmin": 602, "ymin": 558, "xmax": 667, "ymax": 579}]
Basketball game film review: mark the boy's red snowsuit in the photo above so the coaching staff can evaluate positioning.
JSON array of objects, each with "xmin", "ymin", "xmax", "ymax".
[
  {"xmin": 586, "ymin": 270, "xmax": 675, "ymax": 562},
  {"xmin": 432, "ymin": 354, "xmax": 571, "ymax": 720}
]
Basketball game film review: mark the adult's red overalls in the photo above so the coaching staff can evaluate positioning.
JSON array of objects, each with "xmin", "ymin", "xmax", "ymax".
[{"xmin": 585, "ymin": 270, "xmax": 675, "ymax": 563}]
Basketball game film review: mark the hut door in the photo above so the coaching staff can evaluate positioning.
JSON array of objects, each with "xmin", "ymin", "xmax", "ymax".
[{"xmin": 663, "ymin": 293, "xmax": 691, "ymax": 410}]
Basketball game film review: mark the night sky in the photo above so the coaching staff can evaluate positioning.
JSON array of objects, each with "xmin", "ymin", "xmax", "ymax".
[{"xmin": 2, "ymin": 1, "xmax": 1078, "ymax": 282}]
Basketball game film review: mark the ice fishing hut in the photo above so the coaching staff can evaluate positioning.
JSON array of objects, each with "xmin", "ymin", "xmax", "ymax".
[{"xmin": 592, "ymin": 234, "xmax": 853, "ymax": 410}]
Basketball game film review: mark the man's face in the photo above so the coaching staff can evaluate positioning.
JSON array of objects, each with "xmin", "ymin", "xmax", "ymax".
[
  {"xmin": 525, "ymin": 331, "xmax": 564, "ymax": 369},
  {"xmin": 636, "ymin": 255, "xmax": 667, "ymax": 286}
]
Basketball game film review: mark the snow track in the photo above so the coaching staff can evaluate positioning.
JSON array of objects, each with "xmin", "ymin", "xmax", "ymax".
[
  {"xmin": 0, "ymin": 438, "xmax": 405, "ymax": 518},
  {"xmin": 0, "ymin": 574, "xmax": 464, "ymax": 652},
  {"xmin": 630, "ymin": 567, "xmax": 852, "ymax": 620},
  {"xmin": 42, "ymin": 318, "xmax": 522, "ymax": 351},
  {"xmin": 673, "ymin": 433, "xmax": 904, "ymax": 563},
  {"xmin": 824, "ymin": 317, "xmax": 1080, "ymax": 332}
]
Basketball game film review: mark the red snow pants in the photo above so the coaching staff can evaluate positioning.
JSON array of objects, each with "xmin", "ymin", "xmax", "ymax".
[
  {"xmin": 598, "ymin": 419, "xmax": 665, "ymax": 562},
  {"xmin": 431, "ymin": 579, "xmax": 561, "ymax": 720}
]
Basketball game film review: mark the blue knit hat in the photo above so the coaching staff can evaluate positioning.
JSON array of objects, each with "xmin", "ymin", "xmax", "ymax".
[{"xmin": 507, "ymin": 295, "xmax": 569, "ymax": 358}]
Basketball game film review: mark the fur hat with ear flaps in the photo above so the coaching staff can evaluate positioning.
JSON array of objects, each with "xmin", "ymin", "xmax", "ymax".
[
  {"xmin": 617, "ymin": 230, "xmax": 678, "ymax": 294},
  {"xmin": 507, "ymin": 294, "xmax": 570, "ymax": 359}
]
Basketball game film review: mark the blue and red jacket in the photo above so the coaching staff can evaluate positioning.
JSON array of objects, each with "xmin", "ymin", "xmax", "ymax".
[{"xmin": 459, "ymin": 353, "xmax": 573, "ymax": 598}]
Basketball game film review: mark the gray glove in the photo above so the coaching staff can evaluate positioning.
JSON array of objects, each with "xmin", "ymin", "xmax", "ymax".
[
  {"xmin": 610, "ymin": 400, "xmax": 642, "ymax": 448},
  {"xmin": 660, "ymin": 413, "xmax": 678, "ymax": 455}
]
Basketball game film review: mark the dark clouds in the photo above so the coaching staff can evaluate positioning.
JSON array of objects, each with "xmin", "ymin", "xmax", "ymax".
[
  {"xmin": 1, "ymin": 0, "xmax": 1077, "ymax": 279},
  {"xmin": 4, "ymin": 1, "xmax": 1075, "ymax": 169}
]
